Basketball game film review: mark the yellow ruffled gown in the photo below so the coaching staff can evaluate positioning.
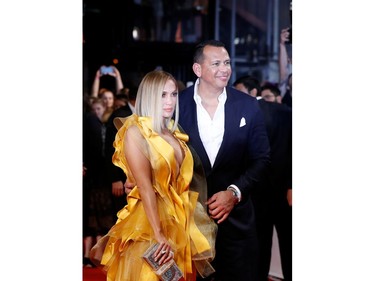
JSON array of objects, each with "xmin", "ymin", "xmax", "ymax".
[{"xmin": 99, "ymin": 114, "xmax": 217, "ymax": 281}]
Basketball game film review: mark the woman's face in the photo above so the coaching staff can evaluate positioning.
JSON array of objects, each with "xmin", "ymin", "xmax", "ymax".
[
  {"xmin": 92, "ymin": 103, "xmax": 105, "ymax": 119},
  {"xmin": 102, "ymin": 91, "xmax": 114, "ymax": 108},
  {"xmin": 161, "ymin": 79, "xmax": 178, "ymax": 119}
]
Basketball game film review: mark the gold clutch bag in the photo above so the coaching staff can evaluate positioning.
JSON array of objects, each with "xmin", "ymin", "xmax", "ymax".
[{"xmin": 142, "ymin": 243, "xmax": 184, "ymax": 281}]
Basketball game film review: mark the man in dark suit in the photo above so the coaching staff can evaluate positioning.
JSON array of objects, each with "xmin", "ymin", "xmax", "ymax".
[
  {"xmin": 254, "ymin": 99, "xmax": 292, "ymax": 281},
  {"xmin": 234, "ymin": 76, "xmax": 292, "ymax": 281},
  {"xmin": 178, "ymin": 40, "xmax": 270, "ymax": 281}
]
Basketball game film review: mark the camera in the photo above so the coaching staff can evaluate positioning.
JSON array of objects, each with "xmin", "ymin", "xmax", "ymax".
[{"xmin": 100, "ymin": 66, "xmax": 114, "ymax": 75}]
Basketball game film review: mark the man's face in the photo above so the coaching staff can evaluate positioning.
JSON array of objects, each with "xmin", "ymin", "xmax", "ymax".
[
  {"xmin": 114, "ymin": 99, "xmax": 126, "ymax": 110},
  {"xmin": 197, "ymin": 46, "xmax": 232, "ymax": 90},
  {"xmin": 235, "ymin": 83, "xmax": 250, "ymax": 95},
  {"xmin": 261, "ymin": 89, "xmax": 277, "ymax": 102}
]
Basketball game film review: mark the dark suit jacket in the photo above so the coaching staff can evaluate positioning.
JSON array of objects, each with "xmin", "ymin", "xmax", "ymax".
[
  {"xmin": 257, "ymin": 99, "xmax": 292, "ymax": 199},
  {"xmin": 178, "ymin": 86, "xmax": 270, "ymax": 239}
]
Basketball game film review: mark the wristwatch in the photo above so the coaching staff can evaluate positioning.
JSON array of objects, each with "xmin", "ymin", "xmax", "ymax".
[{"xmin": 227, "ymin": 185, "xmax": 241, "ymax": 203}]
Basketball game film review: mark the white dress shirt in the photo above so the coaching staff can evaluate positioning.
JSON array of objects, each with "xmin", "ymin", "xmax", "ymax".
[
  {"xmin": 193, "ymin": 79, "xmax": 242, "ymax": 202},
  {"xmin": 193, "ymin": 79, "xmax": 226, "ymax": 167}
]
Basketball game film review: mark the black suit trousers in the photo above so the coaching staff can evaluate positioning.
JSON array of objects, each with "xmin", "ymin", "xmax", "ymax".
[
  {"xmin": 253, "ymin": 195, "xmax": 292, "ymax": 281},
  {"xmin": 197, "ymin": 229, "xmax": 260, "ymax": 281}
]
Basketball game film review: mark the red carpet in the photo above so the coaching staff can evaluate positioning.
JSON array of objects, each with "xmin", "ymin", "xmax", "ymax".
[
  {"xmin": 83, "ymin": 267, "xmax": 106, "ymax": 281},
  {"xmin": 83, "ymin": 267, "xmax": 281, "ymax": 281}
]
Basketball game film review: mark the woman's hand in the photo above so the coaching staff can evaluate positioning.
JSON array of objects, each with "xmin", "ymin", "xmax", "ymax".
[
  {"xmin": 280, "ymin": 28, "xmax": 291, "ymax": 45},
  {"xmin": 95, "ymin": 69, "xmax": 102, "ymax": 80},
  {"xmin": 153, "ymin": 239, "xmax": 174, "ymax": 265}
]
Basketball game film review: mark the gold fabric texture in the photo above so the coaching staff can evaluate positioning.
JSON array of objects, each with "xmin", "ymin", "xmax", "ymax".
[{"xmin": 98, "ymin": 114, "xmax": 217, "ymax": 281}]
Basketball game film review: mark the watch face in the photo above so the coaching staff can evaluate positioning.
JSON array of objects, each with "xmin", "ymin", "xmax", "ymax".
[
  {"xmin": 227, "ymin": 186, "xmax": 240, "ymax": 203},
  {"xmin": 228, "ymin": 188, "xmax": 238, "ymax": 200}
]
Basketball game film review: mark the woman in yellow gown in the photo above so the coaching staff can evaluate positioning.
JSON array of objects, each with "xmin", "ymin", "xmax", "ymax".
[{"xmin": 92, "ymin": 70, "xmax": 217, "ymax": 281}]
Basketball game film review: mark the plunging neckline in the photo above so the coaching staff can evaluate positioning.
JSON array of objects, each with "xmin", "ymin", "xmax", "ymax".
[{"xmin": 160, "ymin": 130, "xmax": 185, "ymax": 168}]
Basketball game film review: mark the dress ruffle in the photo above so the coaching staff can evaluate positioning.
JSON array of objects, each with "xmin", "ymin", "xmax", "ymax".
[{"xmin": 95, "ymin": 114, "xmax": 216, "ymax": 281}]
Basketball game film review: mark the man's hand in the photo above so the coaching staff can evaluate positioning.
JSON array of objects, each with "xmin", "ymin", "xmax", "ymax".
[
  {"xmin": 206, "ymin": 190, "xmax": 237, "ymax": 224},
  {"xmin": 112, "ymin": 181, "xmax": 125, "ymax": 197},
  {"xmin": 287, "ymin": 188, "xmax": 292, "ymax": 207},
  {"xmin": 124, "ymin": 179, "xmax": 135, "ymax": 195}
]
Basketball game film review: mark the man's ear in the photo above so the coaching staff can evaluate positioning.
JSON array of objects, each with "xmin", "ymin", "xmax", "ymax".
[{"xmin": 192, "ymin": 63, "xmax": 201, "ymax": 77}]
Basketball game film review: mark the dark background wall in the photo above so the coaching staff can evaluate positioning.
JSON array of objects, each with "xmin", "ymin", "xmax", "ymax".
[{"xmin": 83, "ymin": 0, "xmax": 292, "ymax": 94}]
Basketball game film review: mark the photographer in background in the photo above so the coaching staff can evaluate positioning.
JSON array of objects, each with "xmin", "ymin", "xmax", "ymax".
[{"xmin": 91, "ymin": 64, "xmax": 124, "ymax": 98}]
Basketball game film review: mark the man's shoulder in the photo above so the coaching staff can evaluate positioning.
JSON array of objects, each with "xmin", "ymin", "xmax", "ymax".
[
  {"xmin": 113, "ymin": 105, "xmax": 133, "ymax": 118},
  {"xmin": 179, "ymin": 86, "xmax": 194, "ymax": 105},
  {"xmin": 179, "ymin": 86, "xmax": 194, "ymax": 96},
  {"xmin": 227, "ymin": 86, "xmax": 259, "ymax": 107},
  {"xmin": 106, "ymin": 105, "xmax": 133, "ymax": 129},
  {"xmin": 260, "ymin": 100, "xmax": 291, "ymax": 113}
]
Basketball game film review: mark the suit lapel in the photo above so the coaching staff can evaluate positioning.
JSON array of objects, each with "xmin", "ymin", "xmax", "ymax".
[
  {"xmin": 212, "ymin": 89, "xmax": 237, "ymax": 170},
  {"xmin": 188, "ymin": 113, "xmax": 212, "ymax": 175},
  {"xmin": 180, "ymin": 92, "xmax": 212, "ymax": 175}
]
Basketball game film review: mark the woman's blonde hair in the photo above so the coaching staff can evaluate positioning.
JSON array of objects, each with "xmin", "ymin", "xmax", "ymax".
[{"xmin": 135, "ymin": 70, "xmax": 179, "ymax": 134}]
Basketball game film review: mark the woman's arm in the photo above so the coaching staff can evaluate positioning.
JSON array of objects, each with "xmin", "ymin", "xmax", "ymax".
[
  {"xmin": 91, "ymin": 69, "xmax": 101, "ymax": 98},
  {"xmin": 279, "ymin": 28, "xmax": 290, "ymax": 83},
  {"xmin": 279, "ymin": 28, "xmax": 292, "ymax": 98},
  {"xmin": 124, "ymin": 126, "xmax": 173, "ymax": 263},
  {"xmin": 112, "ymin": 66, "xmax": 124, "ymax": 95}
]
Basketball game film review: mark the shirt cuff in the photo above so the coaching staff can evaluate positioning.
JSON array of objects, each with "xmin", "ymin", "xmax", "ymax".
[{"xmin": 227, "ymin": 184, "xmax": 242, "ymax": 203}]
